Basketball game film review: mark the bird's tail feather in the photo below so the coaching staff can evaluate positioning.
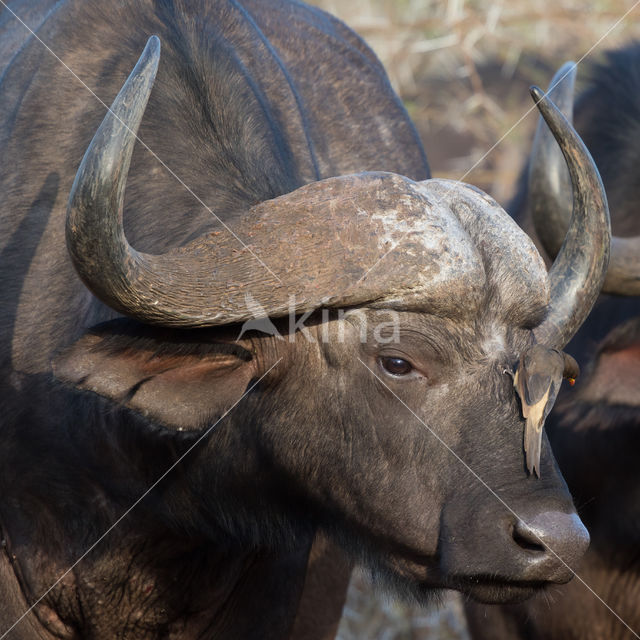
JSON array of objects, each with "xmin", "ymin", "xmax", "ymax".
[{"xmin": 524, "ymin": 421, "xmax": 542, "ymax": 477}]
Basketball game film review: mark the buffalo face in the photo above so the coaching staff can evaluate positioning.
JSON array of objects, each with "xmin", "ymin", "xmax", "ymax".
[
  {"xmin": 268, "ymin": 312, "xmax": 590, "ymax": 604},
  {"xmin": 54, "ymin": 38, "xmax": 609, "ymax": 605},
  {"xmin": 55, "ymin": 296, "xmax": 589, "ymax": 605}
]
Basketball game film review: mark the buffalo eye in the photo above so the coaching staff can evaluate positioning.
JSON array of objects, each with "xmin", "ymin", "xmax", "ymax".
[{"xmin": 379, "ymin": 356, "xmax": 413, "ymax": 376}]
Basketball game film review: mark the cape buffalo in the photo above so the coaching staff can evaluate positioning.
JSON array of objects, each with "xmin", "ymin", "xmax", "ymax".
[
  {"xmin": 466, "ymin": 43, "xmax": 640, "ymax": 640},
  {"xmin": 0, "ymin": 1, "xmax": 609, "ymax": 638}
]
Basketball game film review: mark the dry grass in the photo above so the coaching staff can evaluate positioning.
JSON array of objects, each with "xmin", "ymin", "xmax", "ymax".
[
  {"xmin": 311, "ymin": 0, "xmax": 640, "ymax": 201},
  {"xmin": 304, "ymin": 1, "xmax": 640, "ymax": 638}
]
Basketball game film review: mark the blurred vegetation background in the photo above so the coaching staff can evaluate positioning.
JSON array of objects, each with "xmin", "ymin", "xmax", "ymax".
[
  {"xmin": 306, "ymin": 1, "xmax": 640, "ymax": 638},
  {"xmin": 311, "ymin": 0, "xmax": 639, "ymax": 202}
]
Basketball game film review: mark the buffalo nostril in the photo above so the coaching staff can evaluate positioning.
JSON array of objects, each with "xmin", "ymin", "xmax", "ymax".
[
  {"xmin": 511, "ymin": 511, "xmax": 590, "ymax": 583},
  {"xmin": 512, "ymin": 520, "xmax": 546, "ymax": 553}
]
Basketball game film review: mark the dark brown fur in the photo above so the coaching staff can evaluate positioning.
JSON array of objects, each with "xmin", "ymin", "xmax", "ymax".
[
  {"xmin": 0, "ymin": 1, "xmax": 592, "ymax": 638},
  {"xmin": 1, "ymin": 2, "xmax": 427, "ymax": 637}
]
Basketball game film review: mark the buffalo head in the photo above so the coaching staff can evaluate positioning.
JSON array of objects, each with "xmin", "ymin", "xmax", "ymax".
[{"xmin": 54, "ymin": 37, "xmax": 609, "ymax": 604}]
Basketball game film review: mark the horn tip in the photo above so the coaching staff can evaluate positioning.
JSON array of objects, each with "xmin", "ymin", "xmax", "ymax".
[
  {"xmin": 558, "ymin": 60, "xmax": 577, "ymax": 73},
  {"xmin": 529, "ymin": 85, "xmax": 544, "ymax": 103},
  {"xmin": 147, "ymin": 35, "xmax": 161, "ymax": 53}
]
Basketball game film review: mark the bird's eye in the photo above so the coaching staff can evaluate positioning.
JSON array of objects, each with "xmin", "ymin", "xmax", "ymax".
[{"xmin": 379, "ymin": 356, "xmax": 413, "ymax": 376}]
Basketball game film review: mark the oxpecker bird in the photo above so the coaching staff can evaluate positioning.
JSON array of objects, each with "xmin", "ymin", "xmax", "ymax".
[{"xmin": 513, "ymin": 345, "xmax": 579, "ymax": 477}]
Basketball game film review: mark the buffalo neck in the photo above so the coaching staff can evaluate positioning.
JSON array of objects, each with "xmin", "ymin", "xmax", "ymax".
[{"xmin": 0, "ymin": 372, "xmax": 313, "ymax": 638}]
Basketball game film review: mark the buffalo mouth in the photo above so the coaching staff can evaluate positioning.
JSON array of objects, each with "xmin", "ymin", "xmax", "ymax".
[
  {"xmin": 382, "ymin": 554, "xmax": 555, "ymax": 605},
  {"xmin": 445, "ymin": 576, "xmax": 548, "ymax": 604}
]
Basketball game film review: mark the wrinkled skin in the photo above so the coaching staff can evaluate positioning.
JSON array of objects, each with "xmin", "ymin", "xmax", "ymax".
[
  {"xmin": 0, "ymin": 1, "xmax": 593, "ymax": 638},
  {"xmin": 466, "ymin": 42, "xmax": 640, "ymax": 640}
]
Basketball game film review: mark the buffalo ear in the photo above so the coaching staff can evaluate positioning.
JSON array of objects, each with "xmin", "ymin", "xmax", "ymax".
[
  {"xmin": 52, "ymin": 319, "xmax": 257, "ymax": 430},
  {"xmin": 579, "ymin": 320, "xmax": 640, "ymax": 408}
]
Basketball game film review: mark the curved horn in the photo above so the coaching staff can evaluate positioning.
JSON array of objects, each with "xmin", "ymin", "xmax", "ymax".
[
  {"xmin": 68, "ymin": 37, "xmax": 481, "ymax": 327},
  {"xmin": 528, "ymin": 63, "xmax": 640, "ymax": 295},
  {"xmin": 529, "ymin": 62, "xmax": 576, "ymax": 258},
  {"xmin": 67, "ymin": 36, "xmax": 163, "ymax": 319},
  {"xmin": 530, "ymin": 85, "xmax": 610, "ymax": 349},
  {"xmin": 66, "ymin": 37, "xmax": 288, "ymax": 327}
]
